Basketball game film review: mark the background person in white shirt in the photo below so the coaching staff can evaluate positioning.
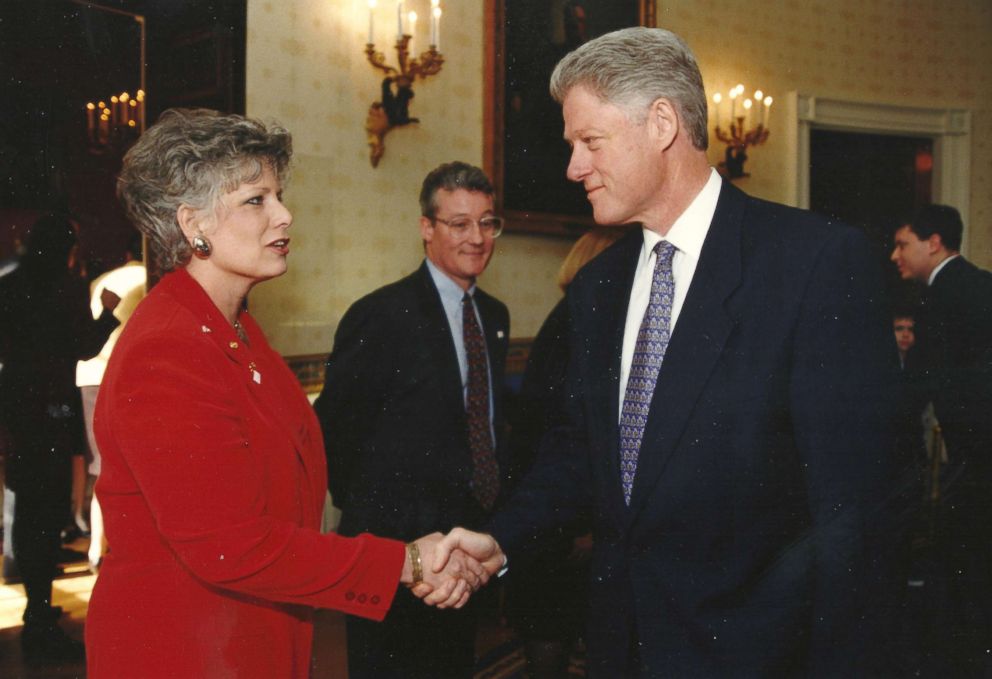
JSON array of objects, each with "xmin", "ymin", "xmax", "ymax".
[{"xmin": 75, "ymin": 233, "xmax": 146, "ymax": 570}]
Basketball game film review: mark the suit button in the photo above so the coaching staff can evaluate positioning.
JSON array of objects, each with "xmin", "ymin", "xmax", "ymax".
[
  {"xmin": 358, "ymin": 594, "xmax": 367, "ymax": 603},
  {"xmin": 345, "ymin": 591, "xmax": 355, "ymax": 601},
  {"xmin": 371, "ymin": 595, "xmax": 380, "ymax": 605}
]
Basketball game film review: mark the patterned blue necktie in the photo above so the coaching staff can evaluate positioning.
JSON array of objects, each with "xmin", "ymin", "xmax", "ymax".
[{"xmin": 619, "ymin": 240, "xmax": 677, "ymax": 505}]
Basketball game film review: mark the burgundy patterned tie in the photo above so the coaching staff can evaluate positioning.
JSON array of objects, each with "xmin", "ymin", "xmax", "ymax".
[{"xmin": 463, "ymin": 293, "xmax": 500, "ymax": 510}]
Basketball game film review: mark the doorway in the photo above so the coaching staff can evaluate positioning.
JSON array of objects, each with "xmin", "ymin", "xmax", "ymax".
[{"xmin": 809, "ymin": 128, "xmax": 933, "ymax": 306}]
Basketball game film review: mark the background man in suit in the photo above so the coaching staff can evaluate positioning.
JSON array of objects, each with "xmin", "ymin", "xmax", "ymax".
[
  {"xmin": 437, "ymin": 27, "xmax": 900, "ymax": 676},
  {"xmin": 314, "ymin": 161, "xmax": 510, "ymax": 678},
  {"xmin": 891, "ymin": 204, "xmax": 992, "ymax": 675}
]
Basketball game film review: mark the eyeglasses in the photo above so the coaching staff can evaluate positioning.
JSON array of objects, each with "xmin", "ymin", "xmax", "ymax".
[{"xmin": 433, "ymin": 216, "xmax": 505, "ymax": 238}]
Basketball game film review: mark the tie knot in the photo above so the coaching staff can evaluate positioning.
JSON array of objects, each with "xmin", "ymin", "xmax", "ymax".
[
  {"xmin": 653, "ymin": 240, "xmax": 677, "ymax": 262},
  {"xmin": 462, "ymin": 292, "xmax": 473, "ymax": 306}
]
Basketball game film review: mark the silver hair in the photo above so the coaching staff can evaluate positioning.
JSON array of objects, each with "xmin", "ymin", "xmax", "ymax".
[
  {"xmin": 117, "ymin": 108, "xmax": 293, "ymax": 271},
  {"xmin": 549, "ymin": 27, "xmax": 709, "ymax": 150},
  {"xmin": 419, "ymin": 161, "xmax": 494, "ymax": 218}
]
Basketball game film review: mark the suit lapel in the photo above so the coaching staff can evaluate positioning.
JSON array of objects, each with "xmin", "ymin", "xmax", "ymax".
[
  {"xmin": 414, "ymin": 264, "xmax": 466, "ymax": 424},
  {"xmin": 579, "ymin": 231, "xmax": 642, "ymax": 522},
  {"xmin": 626, "ymin": 181, "xmax": 745, "ymax": 522}
]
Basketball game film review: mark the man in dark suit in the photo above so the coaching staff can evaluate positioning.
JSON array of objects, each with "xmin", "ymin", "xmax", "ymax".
[
  {"xmin": 437, "ymin": 27, "xmax": 900, "ymax": 677},
  {"xmin": 891, "ymin": 204, "xmax": 992, "ymax": 675},
  {"xmin": 313, "ymin": 161, "xmax": 510, "ymax": 678}
]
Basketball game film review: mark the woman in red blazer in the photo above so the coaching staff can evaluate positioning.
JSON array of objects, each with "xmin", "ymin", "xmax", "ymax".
[{"xmin": 85, "ymin": 109, "xmax": 482, "ymax": 677}]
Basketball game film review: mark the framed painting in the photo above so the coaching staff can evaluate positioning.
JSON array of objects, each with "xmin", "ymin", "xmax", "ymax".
[{"xmin": 484, "ymin": 0, "xmax": 656, "ymax": 236}]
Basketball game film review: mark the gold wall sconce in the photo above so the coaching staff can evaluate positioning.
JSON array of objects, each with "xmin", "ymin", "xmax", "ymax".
[
  {"xmin": 712, "ymin": 84, "xmax": 772, "ymax": 180},
  {"xmin": 364, "ymin": 0, "xmax": 444, "ymax": 167}
]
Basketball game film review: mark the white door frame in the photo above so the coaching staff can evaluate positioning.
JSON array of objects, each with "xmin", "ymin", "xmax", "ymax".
[{"xmin": 784, "ymin": 93, "xmax": 972, "ymax": 253}]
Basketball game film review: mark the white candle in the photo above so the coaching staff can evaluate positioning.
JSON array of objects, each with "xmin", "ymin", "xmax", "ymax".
[
  {"xmin": 432, "ymin": 6, "xmax": 441, "ymax": 51},
  {"xmin": 743, "ymin": 98, "xmax": 753, "ymax": 129},
  {"xmin": 711, "ymin": 92, "xmax": 721, "ymax": 129},
  {"xmin": 86, "ymin": 102, "xmax": 95, "ymax": 142},
  {"xmin": 763, "ymin": 96, "xmax": 773, "ymax": 128},
  {"xmin": 397, "ymin": 0, "xmax": 403, "ymax": 40},
  {"xmin": 368, "ymin": 0, "xmax": 376, "ymax": 43},
  {"xmin": 408, "ymin": 11, "xmax": 416, "ymax": 52}
]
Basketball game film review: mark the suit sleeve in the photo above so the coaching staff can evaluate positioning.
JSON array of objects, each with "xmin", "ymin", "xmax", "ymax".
[
  {"xmin": 313, "ymin": 298, "xmax": 387, "ymax": 505},
  {"xmin": 488, "ymin": 291, "xmax": 594, "ymax": 559},
  {"xmin": 789, "ymin": 226, "xmax": 900, "ymax": 673},
  {"xmin": 104, "ymin": 333, "xmax": 405, "ymax": 620}
]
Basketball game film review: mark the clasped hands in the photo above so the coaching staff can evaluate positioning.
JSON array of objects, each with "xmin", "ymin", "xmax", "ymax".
[{"xmin": 401, "ymin": 528, "xmax": 504, "ymax": 609}]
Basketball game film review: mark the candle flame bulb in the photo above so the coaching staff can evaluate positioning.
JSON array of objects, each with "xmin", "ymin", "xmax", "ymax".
[
  {"xmin": 433, "ymin": 7, "xmax": 441, "ymax": 18},
  {"xmin": 754, "ymin": 90, "xmax": 763, "ymax": 102},
  {"xmin": 712, "ymin": 92, "xmax": 722, "ymax": 104},
  {"xmin": 137, "ymin": 90, "xmax": 145, "ymax": 101},
  {"xmin": 86, "ymin": 102, "xmax": 95, "ymax": 110},
  {"xmin": 120, "ymin": 92, "xmax": 130, "ymax": 102},
  {"xmin": 111, "ymin": 96, "xmax": 119, "ymax": 103},
  {"xmin": 369, "ymin": 0, "xmax": 376, "ymax": 6},
  {"xmin": 764, "ymin": 96, "xmax": 773, "ymax": 107},
  {"xmin": 743, "ymin": 98, "xmax": 753, "ymax": 110},
  {"xmin": 431, "ymin": 0, "xmax": 439, "ymax": 6}
]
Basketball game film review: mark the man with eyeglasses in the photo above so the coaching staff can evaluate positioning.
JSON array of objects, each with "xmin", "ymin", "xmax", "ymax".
[{"xmin": 314, "ymin": 161, "xmax": 509, "ymax": 678}]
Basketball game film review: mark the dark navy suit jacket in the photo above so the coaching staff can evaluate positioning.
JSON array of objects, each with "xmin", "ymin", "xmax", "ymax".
[
  {"xmin": 315, "ymin": 262, "xmax": 510, "ymax": 539},
  {"xmin": 490, "ymin": 180, "xmax": 900, "ymax": 677}
]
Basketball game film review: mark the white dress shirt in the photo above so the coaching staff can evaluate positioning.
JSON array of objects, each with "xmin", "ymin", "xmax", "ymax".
[{"xmin": 618, "ymin": 168, "xmax": 723, "ymax": 419}]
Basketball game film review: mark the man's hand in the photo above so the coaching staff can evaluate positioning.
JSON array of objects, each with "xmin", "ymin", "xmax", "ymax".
[
  {"xmin": 432, "ymin": 527, "xmax": 505, "ymax": 579},
  {"xmin": 403, "ymin": 532, "xmax": 487, "ymax": 609}
]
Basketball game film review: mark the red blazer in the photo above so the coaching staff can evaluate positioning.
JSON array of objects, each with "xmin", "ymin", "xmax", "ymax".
[{"xmin": 86, "ymin": 268, "xmax": 405, "ymax": 678}]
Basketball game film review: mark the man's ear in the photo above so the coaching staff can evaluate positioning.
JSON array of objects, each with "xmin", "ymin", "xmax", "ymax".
[
  {"xmin": 647, "ymin": 97, "xmax": 679, "ymax": 151},
  {"xmin": 927, "ymin": 233, "xmax": 945, "ymax": 254},
  {"xmin": 420, "ymin": 215, "xmax": 435, "ymax": 244}
]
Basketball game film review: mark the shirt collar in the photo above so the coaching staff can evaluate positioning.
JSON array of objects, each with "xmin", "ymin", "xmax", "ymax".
[
  {"xmin": 425, "ymin": 257, "xmax": 475, "ymax": 302},
  {"xmin": 640, "ymin": 167, "xmax": 722, "ymax": 257},
  {"xmin": 928, "ymin": 253, "xmax": 959, "ymax": 286}
]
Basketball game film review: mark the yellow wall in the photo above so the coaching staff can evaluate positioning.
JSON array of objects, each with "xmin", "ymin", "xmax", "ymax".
[
  {"xmin": 246, "ymin": 0, "xmax": 992, "ymax": 355},
  {"xmin": 245, "ymin": 0, "xmax": 571, "ymax": 356}
]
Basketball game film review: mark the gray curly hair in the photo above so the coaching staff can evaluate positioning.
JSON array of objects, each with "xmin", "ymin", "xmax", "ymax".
[
  {"xmin": 117, "ymin": 108, "xmax": 293, "ymax": 271},
  {"xmin": 549, "ymin": 27, "xmax": 709, "ymax": 151}
]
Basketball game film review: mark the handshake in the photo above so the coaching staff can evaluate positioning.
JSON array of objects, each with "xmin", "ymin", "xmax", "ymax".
[{"xmin": 400, "ymin": 528, "xmax": 505, "ymax": 610}]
